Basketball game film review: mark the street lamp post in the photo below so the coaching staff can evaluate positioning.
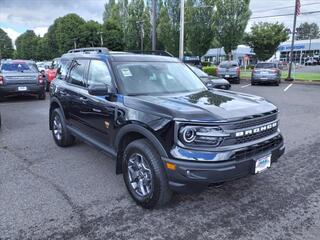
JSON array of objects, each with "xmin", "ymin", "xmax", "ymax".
[
  {"xmin": 179, "ymin": 0, "xmax": 185, "ymax": 60},
  {"xmin": 98, "ymin": 31, "xmax": 104, "ymax": 47}
]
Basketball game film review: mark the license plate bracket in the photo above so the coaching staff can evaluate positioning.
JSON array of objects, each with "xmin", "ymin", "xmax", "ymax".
[
  {"xmin": 254, "ymin": 154, "xmax": 271, "ymax": 174},
  {"xmin": 18, "ymin": 86, "xmax": 27, "ymax": 91}
]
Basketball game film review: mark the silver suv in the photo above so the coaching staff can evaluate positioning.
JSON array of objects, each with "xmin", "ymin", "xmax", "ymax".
[{"xmin": 217, "ymin": 61, "xmax": 240, "ymax": 84}]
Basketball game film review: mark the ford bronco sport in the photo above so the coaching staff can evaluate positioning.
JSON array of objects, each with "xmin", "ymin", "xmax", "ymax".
[{"xmin": 49, "ymin": 48, "xmax": 285, "ymax": 208}]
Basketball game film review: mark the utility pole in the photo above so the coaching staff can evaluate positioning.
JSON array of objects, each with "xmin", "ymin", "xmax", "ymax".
[
  {"xmin": 140, "ymin": 22, "xmax": 144, "ymax": 52},
  {"xmin": 73, "ymin": 38, "xmax": 77, "ymax": 49},
  {"xmin": 98, "ymin": 32, "xmax": 104, "ymax": 47},
  {"xmin": 179, "ymin": 0, "xmax": 185, "ymax": 60},
  {"xmin": 286, "ymin": 0, "xmax": 300, "ymax": 81},
  {"xmin": 152, "ymin": 0, "xmax": 157, "ymax": 51}
]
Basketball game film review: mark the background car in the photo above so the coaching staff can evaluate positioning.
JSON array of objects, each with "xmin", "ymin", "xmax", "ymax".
[
  {"xmin": 45, "ymin": 58, "xmax": 60, "ymax": 91},
  {"xmin": 188, "ymin": 64, "xmax": 231, "ymax": 90},
  {"xmin": 216, "ymin": 60, "xmax": 240, "ymax": 84},
  {"xmin": 0, "ymin": 60, "xmax": 46, "ymax": 101},
  {"xmin": 251, "ymin": 62, "xmax": 281, "ymax": 86}
]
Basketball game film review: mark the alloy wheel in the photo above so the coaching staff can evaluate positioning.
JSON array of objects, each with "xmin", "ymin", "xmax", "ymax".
[{"xmin": 127, "ymin": 153, "xmax": 153, "ymax": 197}]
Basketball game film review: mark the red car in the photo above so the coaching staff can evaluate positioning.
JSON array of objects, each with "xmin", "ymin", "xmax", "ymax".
[{"xmin": 45, "ymin": 58, "xmax": 60, "ymax": 91}]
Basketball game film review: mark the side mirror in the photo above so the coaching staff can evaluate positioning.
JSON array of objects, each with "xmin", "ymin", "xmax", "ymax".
[{"xmin": 88, "ymin": 84, "xmax": 109, "ymax": 96}]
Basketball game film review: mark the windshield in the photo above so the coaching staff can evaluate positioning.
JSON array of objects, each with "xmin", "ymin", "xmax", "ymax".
[
  {"xmin": 115, "ymin": 62, "xmax": 206, "ymax": 95},
  {"xmin": 219, "ymin": 61, "xmax": 238, "ymax": 68},
  {"xmin": 0, "ymin": 63, "xmax": 36, "ymax": 73},
  {"xmin": 255, "ymin": 63, "xmax": 277, "ymax": 69},
  {"xmin": 189, "ymin": 65, "xmax": 208, "ymax": 77}
]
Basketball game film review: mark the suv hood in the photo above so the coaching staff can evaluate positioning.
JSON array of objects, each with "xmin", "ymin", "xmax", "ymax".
[{"xmin": 124, "ymin": 90, "xmax": 277, "ymax": 122}]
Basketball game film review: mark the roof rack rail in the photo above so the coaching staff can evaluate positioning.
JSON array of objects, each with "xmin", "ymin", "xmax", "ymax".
[
  {"xmin": 68, "ymin": 47, "xmax": 109, "ymax": 54},
  {"xmin": 128, "ymin": 50, "xmax": 174, "ymax": 57}
]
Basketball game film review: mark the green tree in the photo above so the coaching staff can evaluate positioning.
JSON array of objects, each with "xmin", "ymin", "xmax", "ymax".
[
  {"xmin": 157, "ymin": 2, "xmax": 179, "ymax": 56},
  {"xmin": 244, "ymin": 22, "xmax": 289, "ymax": 61},
  {"xmin": 36, "ymin": 36, "xmax": 50, "ymax": 60},
  {"xmin": 78, "ymin": 20, "xmax": 101, "ymax": 47},
  {"xmin": 185, "ymin": 0, "xmax": 215, "ymax": 56},
  {"xmin": 125, "ymin": 0, "xmax": 146, "ymax": 50},
  {"xmin": 213, "ymin": 0, "xmax": 251, "ymax": 59},
  {"xmin": 102, "ymin": 19, "xmax": 124, "ymax": 50},
  {"xmin": 296, "ymin": 22, "xmax": 320, "ymax": 40},
  {"xmin": 0, "ymin": 28, "xmax": 14, "ymax": 59},
  {"xmin": 15, "ymin": 30, "xmax": 39, "ymax": 60},
  {"xmin": 54, "ymin": 14, "xmax": 86, "ymax": 54}
]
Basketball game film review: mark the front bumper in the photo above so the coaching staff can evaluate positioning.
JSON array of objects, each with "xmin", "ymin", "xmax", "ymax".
[
  {"xmin": 0, "ymin": 84, "xmax": 45, "ymax": 96},
  {"xmin": 163, "ymin": 134, "xmax": 285, "ymax": 193}
]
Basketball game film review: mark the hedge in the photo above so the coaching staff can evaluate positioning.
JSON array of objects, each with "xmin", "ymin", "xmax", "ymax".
[{"xmin": 202, "ymin": 66, "xmax": 217, "ymax": 76}]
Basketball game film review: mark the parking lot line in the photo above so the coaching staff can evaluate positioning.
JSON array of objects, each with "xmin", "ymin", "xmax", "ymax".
[
  {"xmin": 284, "ymin": 83, "xmax": 293, "ymax": 92},
  {"xmin": 241, "ymin": 84, "xmax": 251, "ymax": 88}
]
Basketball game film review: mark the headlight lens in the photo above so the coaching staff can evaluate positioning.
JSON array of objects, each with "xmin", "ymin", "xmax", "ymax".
[{"xmin": 179, "ymin": 126, "xmax": 229, "ymax": 146}]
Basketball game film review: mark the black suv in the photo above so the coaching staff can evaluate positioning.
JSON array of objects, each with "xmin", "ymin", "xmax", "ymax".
[{"xmin": 49, "ymin": 48, "xmax": 285, "ymax": 208}]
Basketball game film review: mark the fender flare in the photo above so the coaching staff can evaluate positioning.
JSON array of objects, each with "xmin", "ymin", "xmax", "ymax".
[
  {"xmin": 114, "ymin": 124, "xmax": 169, "ymax": 174},
  {"xmin": 49, "ymin": 97, "xmax": 65, "ymax": 129}
]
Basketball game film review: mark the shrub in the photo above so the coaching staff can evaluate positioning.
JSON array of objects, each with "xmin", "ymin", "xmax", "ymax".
[
  {"xmin": 201, "ymin": 61, "xmax": 211, "ymax": 67},
  {"xmin": 202, "ymin": 66, "xmax": 217, "ymax": 76}
]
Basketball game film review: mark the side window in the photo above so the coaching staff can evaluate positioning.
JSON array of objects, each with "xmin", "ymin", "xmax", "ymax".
[
  {"xmin": 69, "ymin": 59, "xmax": 87, "ymax": 87},
  {"xmin": 57, "ymin": 59, "xmax": 71, "ymax": 80},
  {"xmin": 87, "ymin": 60, "xmax": 112, "ymax": 87}
]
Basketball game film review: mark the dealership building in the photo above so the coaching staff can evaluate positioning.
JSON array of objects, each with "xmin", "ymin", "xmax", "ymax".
[
  {"xmin": 202, "ymin": 45, "xmax": 256, "ymax": 66},
  {"xmin": 277, "ymin": 39, "xmax": 320, "ymax": 64}
]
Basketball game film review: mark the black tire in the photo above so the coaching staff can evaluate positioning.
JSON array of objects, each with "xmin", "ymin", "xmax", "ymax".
[
  {"xmin": 235, "ymin": 77, "xmax": 240, "ymax": 84},
  {"xmin": 122, "ymin": 139, "xmax": 172, "ymax": 209},
  {"xmin": 38, "ymin": 92, "xmax": 46, "ymax": 100},
  {"xmin": 50, "ymin": 108, "xmax": 75, "ymax": 147},
  {"xmin": 251, "ymin": 81, "xmax": 255, "ymax": 85},
  {"xmin": 45, "ymin": 81, "xmax": 50, "ymax": 92}
]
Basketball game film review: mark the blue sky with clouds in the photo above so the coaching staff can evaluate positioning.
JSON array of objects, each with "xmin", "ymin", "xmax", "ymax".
[{"xmin": 0, "ymin": 0, "xmax": 319, "ymax": 44}]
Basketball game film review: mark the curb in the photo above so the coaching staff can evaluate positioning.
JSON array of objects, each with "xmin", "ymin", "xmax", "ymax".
[{"xmin": 240, "ymin": 78, "xmax": 320, "ymax": 85}]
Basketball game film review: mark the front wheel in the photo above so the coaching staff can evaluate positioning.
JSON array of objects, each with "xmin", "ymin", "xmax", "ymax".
[
  {"xmin": 122, "ymin": 139, "xmax": 172, "ymax": 209},
  {"xmin": 50, "ymin": 108, "xmax": 75, "ymax": 147}
]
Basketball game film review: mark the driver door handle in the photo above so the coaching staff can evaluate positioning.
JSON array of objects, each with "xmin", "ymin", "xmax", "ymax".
[{"xmin": 79, "ymin": 96, "xmax": 88, "ymax": 102}]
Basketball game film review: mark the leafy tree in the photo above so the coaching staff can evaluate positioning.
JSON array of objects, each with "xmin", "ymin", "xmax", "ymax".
[
  {"xmin": 244, "ymin": 22, "xmax": 289, "ymax": 61},
  {"xmin": 185, "ymin": 0, "xmax": 215, "ymax": 56},
  {"xmin": 15, "ymin": 30, "xmax": 39, "ymax": 60},
  {"xmin": 0, "ymin": 28, "xmax": 14, "ymax": 59},
  {"xmin": 36, "ymin": 36, "xmax": 50, "ymax": 60},
  {"xmin": 296, "ymin": 22, "xmax": 320, "ymax": 40},
  {"xmin": 213, "ymin": 0, "xmax": 251, "ymax": 59},
  {"xmin": 78, "ymin": 20, "xmax": 101, "ymax": 48},
  {"xmin": 157, "ymin": 1, "xmax": 179, "ymax": 56},
  {"xmin": 54, "ymin": 14, "xmax": 86, "ymax": 54},
  {"xmin": 102, "ymin": 19, "xmax": 124, "ymax": 50},
  {"xmin": 125, "ymin": 0, "xmax": 147, "ymax": 50}
]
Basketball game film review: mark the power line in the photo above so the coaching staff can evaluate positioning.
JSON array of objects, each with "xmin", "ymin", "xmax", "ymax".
[
  {"xmin": 252, "ymin": 2, "xmax": 320, "ymax": 14},
  {"xmin": 250, "ymin": 10, "xmax": 320, "ymax": 20}
]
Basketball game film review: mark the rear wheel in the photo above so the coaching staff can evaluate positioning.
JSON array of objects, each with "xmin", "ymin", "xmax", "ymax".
[
  {"xmin": 38, "ymin": 92, "xmax": 46, "ymax": 100},
  {"xmin": 50, "ymin": 108, "xmax": 75, "ymax": 147},
  {"xmin": 235, "ymin": 77, "xmax": 240, "ymax": 84},
  {"xmin": 122, "ymin": 139, "xmax": 172, "ymax": 209}
]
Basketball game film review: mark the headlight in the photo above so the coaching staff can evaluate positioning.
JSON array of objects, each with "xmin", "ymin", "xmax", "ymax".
[{"xmin": 178, "ymin": 125, "xmax": 230, "ymax": 146}]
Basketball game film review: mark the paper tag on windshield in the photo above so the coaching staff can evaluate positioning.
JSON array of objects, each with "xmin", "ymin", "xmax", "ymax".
[{"xmin": 121, "ymin": 68, "xmax": 132, "ymax": 77}]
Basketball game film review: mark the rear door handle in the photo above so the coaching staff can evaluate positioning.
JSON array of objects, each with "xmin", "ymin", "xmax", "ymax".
[{"xmin": 79, "ymin": 96, "xmax": 88, "ymax": 102}]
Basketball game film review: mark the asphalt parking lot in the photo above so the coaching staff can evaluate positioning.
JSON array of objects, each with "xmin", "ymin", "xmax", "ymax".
[{"xmin": 1, "ymin": 81, "xmax": 320, "ymax": 240}]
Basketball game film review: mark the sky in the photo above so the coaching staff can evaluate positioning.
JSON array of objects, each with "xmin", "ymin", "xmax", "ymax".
[{"xmin": 0, "ymin": 0, "xmax": 320, "ymax": 45}]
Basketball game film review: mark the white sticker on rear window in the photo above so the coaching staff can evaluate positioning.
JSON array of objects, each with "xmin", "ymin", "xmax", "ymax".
[{"xmin": 121, "ymin": 68, "xmax": 132, "ymax": 77}]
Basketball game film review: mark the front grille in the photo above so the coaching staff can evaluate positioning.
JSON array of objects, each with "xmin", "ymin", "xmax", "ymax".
[
  {"xmin": 232, "ymin": 112, "xmax": 277, "ymax": 130},
  {"xmin": 231, "ymin": 135, "xmax": 282, "ymax": 160},
  {"xmin": 235, "ymin": 127, "xmax": 278, "ymax": 144}
]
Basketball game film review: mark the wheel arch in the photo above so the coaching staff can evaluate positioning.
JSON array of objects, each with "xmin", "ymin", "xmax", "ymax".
[
  {"xmin": 49, "ymin": 97, "xmax": 65, "ymax": 130},
  {"xmin": 114, "ymin": 124, "xmax": 168, "ymax": 174}
]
